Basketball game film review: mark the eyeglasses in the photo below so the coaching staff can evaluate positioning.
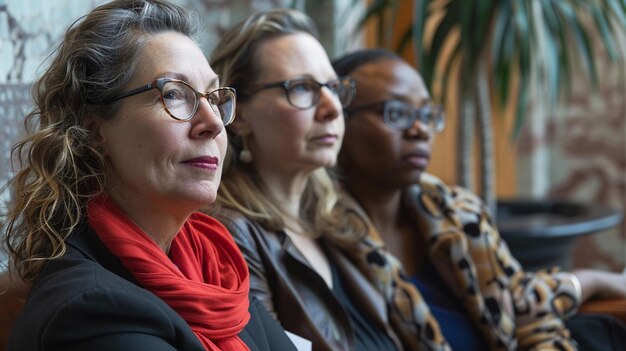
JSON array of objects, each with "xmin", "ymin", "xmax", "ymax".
[
  {"xmin": 107, "ymin": 78, "xmax": 236, "ymax": 125},
  {"xmin": 345, "ymin": 100, "xmax": 445, "ymax": 132},
  {"xmin": 249, "ymin": 76, "xmax": 355, "ymax": 110}
]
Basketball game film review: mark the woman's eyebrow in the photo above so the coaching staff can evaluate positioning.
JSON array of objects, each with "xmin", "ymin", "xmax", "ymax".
[
  {"xmin": 154, "ymin": 72, "xmax": 220, "ymax": 91},
  {"xmin": 157, "ymin": 71, "xmax": 188, "ymax": 81},
  {"xmin": 389, "ymin": 93, "xmax": 430, "ymax": 106}
]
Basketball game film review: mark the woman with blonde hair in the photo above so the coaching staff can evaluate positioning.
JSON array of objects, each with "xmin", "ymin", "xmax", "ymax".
[
  {"xmin": 2, "ymin": 1, "xmax": 294, "ymax": 350},
  {"xmin": 210, "ymin": 8, "xmax": 402, "ymax": 351}
]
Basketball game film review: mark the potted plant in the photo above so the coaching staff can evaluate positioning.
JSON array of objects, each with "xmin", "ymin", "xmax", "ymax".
[{"xmin": 358, "ymin": 0, "xmax": 626, "ymax": 217}]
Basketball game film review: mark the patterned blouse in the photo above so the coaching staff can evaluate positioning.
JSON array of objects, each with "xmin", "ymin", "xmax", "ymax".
[{"xmin": 328, "ymin": 173, "xmax": 581, "ymax": 351}]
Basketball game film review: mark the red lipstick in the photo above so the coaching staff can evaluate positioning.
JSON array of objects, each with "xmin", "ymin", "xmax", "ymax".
[{"xmin": 182, "ymin": 156, "xmax": 219, "ymax": 170}]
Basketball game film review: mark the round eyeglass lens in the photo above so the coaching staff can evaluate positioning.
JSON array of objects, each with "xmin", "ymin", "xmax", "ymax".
[
  {"xmin": 162, "ymin": 80, "xmax": 198, "ymax": 120},
  {"xmin": 419, "ymin": 105, "xmax": 445, "ymax": 132},
  {"xmin": 338, "ymin": 79, "xmax": 355, "ymax": 108},
  {"xmin": 384, "ymin": 101, "xmax": 414, "ymax": 130},
  {"xmin": 287, "ymin": 80, "xmax": 317, "ymax": 109},
  {"xmin": 214, "ymin": 88, "xmax": 236, "ymax": 125}
]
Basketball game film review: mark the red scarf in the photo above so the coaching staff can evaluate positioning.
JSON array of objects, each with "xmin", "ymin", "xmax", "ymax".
[{"xmin": 88, "ymin": 194, "xmax": 250, "ymax": 351}]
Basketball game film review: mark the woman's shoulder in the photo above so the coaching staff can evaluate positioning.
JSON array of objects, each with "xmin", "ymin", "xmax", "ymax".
[
  {"xmin": 413, "ymin": 173, "xmax": 486, "ymax": 208},
  {"xmin": 210, "ymin": 206, "xmax": 252, "ymax": 226},
  {"xmin": 208, "ymin": 207, "xmax": 284, "ymax": 258},
  {"xmin": 9, "ymin": 246, "xmax": 198, "ymax": 350},
  {"xmin": 414, "ymin": 172, "xmax": 455, "ymax": 196},
  {"xmin": 209, "ymin": 207, "xmax": 273, "ymax": 240},
  {"xmin": 23, "ymin": 247, "xmax": 172, "ymax": 320}
]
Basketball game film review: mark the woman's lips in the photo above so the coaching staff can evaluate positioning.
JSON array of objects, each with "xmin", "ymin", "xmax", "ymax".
[
  {"xmin": 402, "ymin": 152, "xmax": 430, "ymax": 168},
  {"xmin": 310, "ymin": 134, "xmax": 339, "ymax": 145},
  {"xmin": 182, "ymin": 156, "xmax": 219, "ymax": 170}
]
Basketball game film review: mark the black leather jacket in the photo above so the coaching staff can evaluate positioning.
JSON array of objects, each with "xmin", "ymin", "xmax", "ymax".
[{"xmin": 215, "ymin": 208, "xmax": 403, "ymax": 351}]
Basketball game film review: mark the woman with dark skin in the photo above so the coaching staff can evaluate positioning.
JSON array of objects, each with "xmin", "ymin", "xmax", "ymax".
[
  {"xmin": 1, "ymin": 1, "xmax": 294, "ymax": 350},
  {"xmin": 332, "ymin": 48, "xmax": 626, "ymax": 351}
]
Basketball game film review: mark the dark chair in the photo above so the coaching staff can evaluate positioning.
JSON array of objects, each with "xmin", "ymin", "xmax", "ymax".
[{"xmin": 0, "ymin": 273, "xmax": 27, "ymax": 350}]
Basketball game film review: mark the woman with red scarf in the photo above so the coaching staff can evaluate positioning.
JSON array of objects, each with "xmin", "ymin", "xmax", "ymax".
[{"xmin": 2, "ymin": 1, "xmax": 294, "ymax": 350}]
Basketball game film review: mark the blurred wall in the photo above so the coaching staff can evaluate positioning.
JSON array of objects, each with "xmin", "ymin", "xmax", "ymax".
[{"xmin": 517, "ymin": 48, "xmax": 626, "ymax": 271}]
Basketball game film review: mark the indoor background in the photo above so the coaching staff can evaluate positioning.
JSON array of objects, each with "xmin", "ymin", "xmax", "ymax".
[{"xmin": 1, "ymin": 0, "xmax": 624, "ymax": 272}]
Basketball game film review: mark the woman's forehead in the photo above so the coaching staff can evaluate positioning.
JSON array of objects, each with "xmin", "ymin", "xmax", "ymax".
[
  {"xmin": 254, "ymin": 33, "xmax": 334, "ymax": 80},
  {"xmin": 354, "ymin": 60, "xmax": 428, "ymax": 99},
  {"xmin": 132, "ymin": 32, "xmax": 214, "ymax": 87}
]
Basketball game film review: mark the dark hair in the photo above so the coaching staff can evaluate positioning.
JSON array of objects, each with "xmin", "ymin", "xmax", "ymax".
[
  {"xmin": 3, "ymin": 0, "xmax": 198, "ymax": 282},
  {"xmin": 332, "ymin": 48, "xmax": 401, "ymax": 78}
]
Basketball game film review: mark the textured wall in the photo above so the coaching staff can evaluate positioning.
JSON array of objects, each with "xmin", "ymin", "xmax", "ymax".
[
  {"xmin": 517, "ymin": 48, "xmax": 626, "ymax": 271},
  {"xmin": 1, "ymin": 0, "xmax": 107, "ymax": 205}
]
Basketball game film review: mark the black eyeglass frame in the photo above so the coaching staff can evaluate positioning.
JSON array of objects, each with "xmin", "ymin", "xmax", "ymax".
[
  {"xmin": 248, "ymin": 76, "xmax": 356, "ymax": 110},
  {"xmin": 106, "ymin": 78, "xmax": 237, "ymax": 125},
  {"xmin": 344, "ymin": 99, "xmax": 445, "ymax": 133}
]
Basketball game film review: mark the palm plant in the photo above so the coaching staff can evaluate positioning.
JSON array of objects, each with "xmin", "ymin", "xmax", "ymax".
[{"xmin": 359, "ymin": 0, "xmax": 626, "ymax": 215}]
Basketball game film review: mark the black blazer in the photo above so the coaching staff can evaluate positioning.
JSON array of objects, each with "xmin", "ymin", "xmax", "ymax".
[{"xmin": 8, "ymin": 221, "xmax": 296, "ymax": 351}]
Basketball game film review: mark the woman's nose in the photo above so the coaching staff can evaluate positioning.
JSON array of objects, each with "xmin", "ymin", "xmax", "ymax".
[
  {"xmin": 191, "ymin": 98, "xmax": 224, "ymax": 139},
  {"xmin": 314, "ymin": 87, "xmax": 341, "ymax": 121},
  {"xmin": 404, "ymin": 118, "xmax": 432, "ymax": 140}
]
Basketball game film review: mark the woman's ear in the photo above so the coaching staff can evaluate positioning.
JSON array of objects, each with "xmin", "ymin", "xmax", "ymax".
[
  {"xmin": 83, "ymin": 114, "xmax": 101, "ymax": 133},
  {"xmin": 228, "ymin": 107, "xmax": 254, "ymax": 163},
  {"xmin": 228, "ymin": 108, "xmax": 252, "ymax": 137},
  {"xmin": 82, "ymin": 115, "xmax": 107, "ymax": 155}
]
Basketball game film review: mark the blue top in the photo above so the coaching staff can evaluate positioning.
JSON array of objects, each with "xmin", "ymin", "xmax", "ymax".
[{"xmin": 410, "ymin": 262, "xmax": 488, "ymax": 351}]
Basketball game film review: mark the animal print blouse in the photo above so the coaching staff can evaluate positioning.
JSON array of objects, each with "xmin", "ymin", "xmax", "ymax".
[{"xmin": 329, "ymin": 173, "xmax": 581, "ymax": 351}]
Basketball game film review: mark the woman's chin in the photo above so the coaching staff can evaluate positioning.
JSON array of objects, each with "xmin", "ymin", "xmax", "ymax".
[{"xmin": 399, "ymin": 170, "xmax": 425, "ymax": 187}]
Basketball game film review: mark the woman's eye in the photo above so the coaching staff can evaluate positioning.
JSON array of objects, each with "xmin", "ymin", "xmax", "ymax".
[
  {"xmin": 290, "ymin": 81, "xmax": 315, "ymax": 94},
  {"xmin": 163, "ymin": 88, "xmax": 185, "ymax": 101},
  {"xmin": 388, "ymin": 105, "xmax": 411, "ymax": 121},
  {"xmin": 418, "ymin": 107, "xmax": 432, "ymax": 120},
  {"xmin": 388, "ymin": 109, "xmax": 404, "ymax": 122}
]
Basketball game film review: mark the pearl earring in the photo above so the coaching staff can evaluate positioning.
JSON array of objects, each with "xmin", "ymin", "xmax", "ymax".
[{"xmin": 239, "ymin": 137, "xmax": 252, "ymax": 163}]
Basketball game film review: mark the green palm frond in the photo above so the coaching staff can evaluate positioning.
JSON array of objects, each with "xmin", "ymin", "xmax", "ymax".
[
  {"xmin": 361, "ymin": 0, "xmax": 626, "ymax": 139},
  {"xmin": 492, "ymin": 1, "xmax": 514, "ymax": 108}
]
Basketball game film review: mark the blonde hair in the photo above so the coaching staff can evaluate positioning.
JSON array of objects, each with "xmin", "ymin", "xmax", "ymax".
[
  {"xmin": 210, "ymin": 8, "xmax": 345, "ymax": 235},
  {"xmin": 2, "ymin": 0, "xmax": 198, "ymax": 282}
]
